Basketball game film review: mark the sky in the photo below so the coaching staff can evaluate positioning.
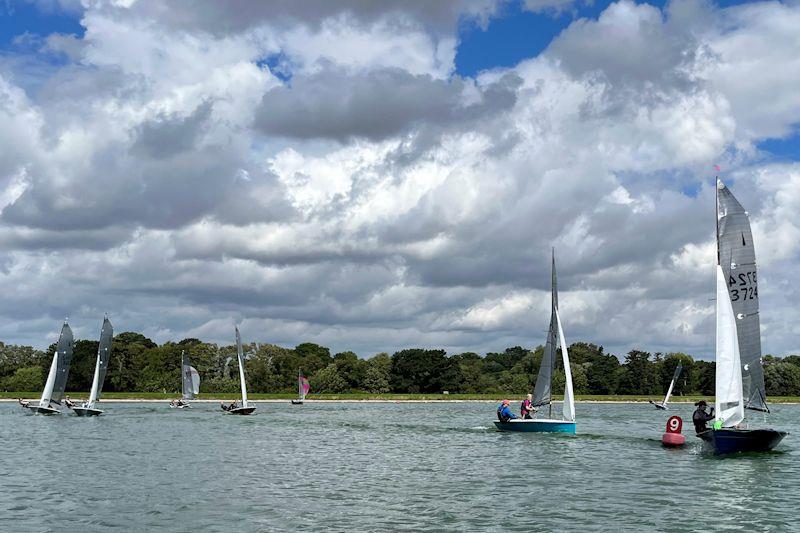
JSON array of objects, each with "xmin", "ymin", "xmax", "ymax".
[{"xmin": 0, "ymin": 0, "xmax": 798, "ymax": 359}]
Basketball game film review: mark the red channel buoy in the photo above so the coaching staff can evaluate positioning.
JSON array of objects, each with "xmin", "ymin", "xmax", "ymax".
[{"xmin": 662, "ymin": 415, "xmax": 686, "ymax": 447}]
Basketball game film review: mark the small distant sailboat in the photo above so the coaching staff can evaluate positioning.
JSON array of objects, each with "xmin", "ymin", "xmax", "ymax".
[
  {"xmin": 26, "ymin": 321, "xmax": 74, "ymax": 415},
  {"xmin": 495, "ymin": 250, "xmax": 575, "ymax": 433},
  {"xmin": 222, "ymin": 327, "xmax": 256, "ymax": 415},
  {"xmin": 697, "ymin": 178, "xmax": 787, "ymax": 453},
  {"xmin": 649, "ymin": 363, "xmax": 683, "ymax": 410},
  {"xmin": 171, "ymin": 351, "xmax": 200, "ymax": 409},
  {"xmin": 72, "ymin": 317, "xmax": 113, "ymax": 417},
  {"xmin": 291, "ymin": 371, "xmax": 310, "ymax": 405}
]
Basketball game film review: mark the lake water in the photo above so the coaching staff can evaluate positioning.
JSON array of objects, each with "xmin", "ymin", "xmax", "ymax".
[{"xmin": 1, "ymin": 401, "xmax": 798, "ymax": 532}]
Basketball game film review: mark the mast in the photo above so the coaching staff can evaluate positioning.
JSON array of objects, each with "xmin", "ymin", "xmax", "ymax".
[
  {"xmin": 235, "ymin": 327, "xmax": 248, "ymax": 408},
  {"xmin": 532, "ymin": 249, "xmax": 557, "ymax": 413}
]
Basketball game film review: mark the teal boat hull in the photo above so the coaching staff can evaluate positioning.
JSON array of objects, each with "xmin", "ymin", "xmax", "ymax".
[{"xmin": 494, "ymin": 418, "xmax": 576, "ymax": 434}]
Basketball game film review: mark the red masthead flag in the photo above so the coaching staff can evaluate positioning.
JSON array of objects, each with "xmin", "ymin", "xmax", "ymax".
[{"xmin": 713, "ymin": 164, "xmax": 721, "ymax": 172}]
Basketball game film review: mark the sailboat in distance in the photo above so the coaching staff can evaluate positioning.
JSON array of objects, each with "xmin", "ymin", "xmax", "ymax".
[
  {"xmin": 495, "ymin": 250, "xmax": 576, "ymax": 433},
  {"xmin": 171, "ymin": 351, "xmax": 200, "ymax": 408},
  {"xmin": 292, "ymin": 371, "xmax": 310, "ymax": 405},
  {"xmin": 72, "ymin": 317, "xmax": 113, "ymax": 417},
  {"xmin": 26, "ymin": 321, "xmax": 74, "ymax": 415},
  {"xmin": 649, "ymin": 363, "xmax": 682, "ymax": 410},
  {"xmin": 697, "ymin": 178, "xmax": 786, "ymax": 453},
  {"xmin": 221, "ymin": 327, "xmax": 256, "ymax": 415}
]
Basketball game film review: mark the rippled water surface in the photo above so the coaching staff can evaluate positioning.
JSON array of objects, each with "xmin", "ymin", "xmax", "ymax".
[{"xmin": 1, "ymin": 401, "xmax": 798, "ymax": 532}]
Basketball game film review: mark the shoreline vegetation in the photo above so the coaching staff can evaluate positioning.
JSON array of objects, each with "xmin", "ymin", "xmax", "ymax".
[
  {"xmin": 4, "ymin": 392, "xmax": 800, "ymax": 403},
  {"xmin": 4, "ymin": 334, "xmax": 800, "ymax": 399}
]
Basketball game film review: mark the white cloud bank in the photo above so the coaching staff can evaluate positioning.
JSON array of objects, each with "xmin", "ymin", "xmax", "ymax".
[{"xmin": 0, "ymin": 0, "xmax": 798, "ymax": 358}]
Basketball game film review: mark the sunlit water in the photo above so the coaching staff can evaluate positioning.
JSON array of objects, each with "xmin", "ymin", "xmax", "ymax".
[{"xmin": 1, "ymin": 401, "xmax": 798, "ymax": 532}]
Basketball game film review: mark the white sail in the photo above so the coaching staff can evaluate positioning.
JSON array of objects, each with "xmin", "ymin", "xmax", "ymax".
[
  {"xmin": 88, "ymin": 356, "xmax": 102, "ymax": 406},
  {"xmin": 298, "ymin": 371, "xmax": 304, "ymax": 401},
  {"xmin": 660, "ymin": 363, "xmax": 682, "ymax": 408},
  {"xmin": 39, "ymin": 352, "xmax": 59, "ymax": 408},
  {"xmin": 555, "ymin": 308, "xmax": 575, "ymax": 422},
  {"xmin": 235, "ymin": 327, "xmax": 248, "ymax": 408},
  {"xmin": 87, "ymin": 317, "xmax": 113, "ymax": 407},
  {"xmin": 190, "ymin": 367, "xmax": 200, "ymax": 395},
  {"xmin": 715, "ymin": 265, "xmax": 744, "ymax": 428}
]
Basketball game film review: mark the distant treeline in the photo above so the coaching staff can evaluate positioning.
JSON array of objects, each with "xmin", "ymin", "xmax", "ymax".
[{"xmin": 2, "ymin": 333, "xmax": 800, "ymax": 397}]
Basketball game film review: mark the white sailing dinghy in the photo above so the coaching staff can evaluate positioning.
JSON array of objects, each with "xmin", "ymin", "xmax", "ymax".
[
  {"xmin": 26, "ymin": 321, "xmax": 74, "ymax": 415},
  {"xmin": 696, "ymin": 178, "xmax": 786, "ymax": 453},
  {"xmin": 291, "ymin": 370, "xmax": 310, "ymax": 405},
  {"xmin": 171, "ymin": 351, "xmax": 200, "ymax": 408},
  {"xmin": 495, "ymin": 250, "xmax": 575, "ymax": 433},
  {"xmin": 72, "ymin": 317, "xmax": 113, "ymax": 417},
  {"xmin": 649, "ymin": 363, "xmax": 682, "ymax": 410},
  {"xmin": 222, "ymin": 327, "xmax": 256, "ymax": 415}
]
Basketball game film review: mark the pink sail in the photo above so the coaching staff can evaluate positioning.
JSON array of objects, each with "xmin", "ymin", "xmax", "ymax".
[{"xmin": 300, "ymin": 377, "xmax": 310, "ymax": 395}]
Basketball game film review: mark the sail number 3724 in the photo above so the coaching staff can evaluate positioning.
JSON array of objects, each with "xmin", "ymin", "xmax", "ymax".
[{"xmin": 729, "ymin": 271, "xmax": 757, "ymax": 301}]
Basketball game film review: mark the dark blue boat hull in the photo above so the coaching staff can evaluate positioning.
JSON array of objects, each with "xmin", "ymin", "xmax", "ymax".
[{"xmin": 707, "ymin": 428, "xmax": 787, "ymax": 454}]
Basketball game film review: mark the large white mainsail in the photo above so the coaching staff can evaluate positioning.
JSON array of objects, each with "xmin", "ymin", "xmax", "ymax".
[
  {"xmin": 235, "ymin": 326, "xmax": 249, "ymax": 408},
  {"xmin": 660, "ymin": 363, "xmax": 683, "ymax": 408},
  {"xmin": 86, "ymin": 317, "xmax": 113, "ymax": 408},
  {"xmin": 39, "ymin": 322, "xmax": 74, "ymax": 410}
]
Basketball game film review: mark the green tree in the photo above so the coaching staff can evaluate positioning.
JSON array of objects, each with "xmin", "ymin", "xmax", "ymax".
[
  {"xmin": 312, "ymin": 363, "xmax": 349, "ymax": 393},
  {"xmin": 362, "ymin": 353, "xmax": 391, "ymax": 393},
  {"xmin": 2, "ymin": 366, "xmax": 43, "ymax": 392}
]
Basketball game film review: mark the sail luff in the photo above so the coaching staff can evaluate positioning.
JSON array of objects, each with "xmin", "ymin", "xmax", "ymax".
[
  {"xmin": 555, "ymin": 307, "xmax": 574, "ymax": 422},
  {"xmin": 235, "ymin": 327, "xmax": 248, "ymax": 407}
]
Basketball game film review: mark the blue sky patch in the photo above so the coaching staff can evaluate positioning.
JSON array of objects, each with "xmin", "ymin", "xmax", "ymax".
[{"xmin": 0, "ymin": 1, "xmax": 83, "ymax": 49}]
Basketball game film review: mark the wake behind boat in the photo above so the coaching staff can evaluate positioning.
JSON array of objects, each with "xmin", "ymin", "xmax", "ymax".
[
  {"xmin": 72, "ymin": 316, "xmax": 113, "ymax": 417},
  {"xmin": 26, "ymin": 321, "xmax": 74, "ymax": 415},
  {"xmin": 221, "ymin": 326, "xmax": 255, "ymax": 415},
  {"xmin": 495, "ymin": 250, "xmax": 575, "ymax": 434},
  {"xmin": 697, "ymin": 178, "xmax": 787, "ymax": 453}
]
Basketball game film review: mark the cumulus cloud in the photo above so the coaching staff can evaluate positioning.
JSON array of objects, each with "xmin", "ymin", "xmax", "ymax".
[{"xmin": 0, "ymin": 0, "xmax": 798, "ymax": 360}]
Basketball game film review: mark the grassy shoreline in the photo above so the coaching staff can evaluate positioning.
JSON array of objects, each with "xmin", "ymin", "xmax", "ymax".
[{"xmin": 4, "ymin": 392, "xmax": 800, "ymax": 403}]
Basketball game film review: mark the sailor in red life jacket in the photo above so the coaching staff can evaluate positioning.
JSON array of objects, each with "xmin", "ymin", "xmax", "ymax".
[{"xmin": 520, "ymin": 393, "xmax": 536, "ymax": 419}]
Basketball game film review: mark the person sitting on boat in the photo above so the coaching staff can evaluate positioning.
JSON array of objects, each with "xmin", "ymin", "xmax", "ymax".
[
  {"xmin": 497, "ymin": 400, "xmax": 518, "ymax": 422},
  {"xmin": 176, "ymin": 399, "xmax": 186, "ymax": 407},
  {"xmin": 520, "ymin": 394, "xmax": 536, "ymax": 419},
  {"xmin": 18, "ymin": 398, "xmax": 29, "ymax": 408},
  {"xmin": 64, "ymin": 395, "xmax": 75, "ymax": 408},
  {"xmin": 692, "ymin": 400, "xmax": 715, "ymax": 434}
]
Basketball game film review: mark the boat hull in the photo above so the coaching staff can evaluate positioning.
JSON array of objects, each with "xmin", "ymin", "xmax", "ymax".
[
  {"xmin": 226, "ymin": 406, "xmax": 256, "ymax": 415},
  {"xmin": 72, "ymin": 406, "xmax": 103, "ymax": 417},
  {"xmin": 169, "ymin": 404, "xmax": 191, "ymax": 409},
  {"xmin": 25, "ymin": 405, "xmax": 60, "ymax": 415},
  {"xmin": 709, "ymin": 428, "xmax": 787, "ymax": 454},
  {"xmin": 291, "ymin": 400, "xmax": 303, "ymax": 405},
  {"xmin": 494, "ymin": 418, "xmax": 576, "ymax": 434}
]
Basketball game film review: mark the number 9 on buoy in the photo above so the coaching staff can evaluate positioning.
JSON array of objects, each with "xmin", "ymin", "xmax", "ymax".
[{"xmin": 662, "ymin": 415, "xmax": 686, "ymax": 448}]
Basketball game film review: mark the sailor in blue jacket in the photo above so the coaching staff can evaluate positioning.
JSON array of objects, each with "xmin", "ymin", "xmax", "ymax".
[{"xmin": 497, "ymin": 399, "xmax": 518, "ymax": 422}]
